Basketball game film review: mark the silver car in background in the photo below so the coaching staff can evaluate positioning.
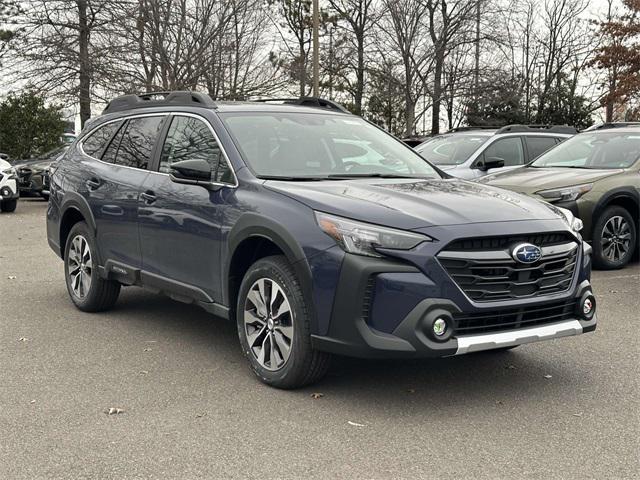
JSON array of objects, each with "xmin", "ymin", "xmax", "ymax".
[{"xmin": 415, "ymin": 125, "xmax": 576, "ymax": 179}]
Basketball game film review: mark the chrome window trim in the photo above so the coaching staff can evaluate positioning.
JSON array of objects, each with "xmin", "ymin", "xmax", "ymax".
[{"xmin": 78, "ymin": 111, "xmax": 238, "ymax": 188}]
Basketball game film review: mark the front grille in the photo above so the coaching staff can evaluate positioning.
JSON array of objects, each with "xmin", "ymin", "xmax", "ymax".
[
  {"xmin": 18, "ymin": 169, "xmax": 32, "ymax": 185},
  {"xmin": 438, "ymin": 236, "xmax": 579, "ymax": 302},
  {"xmin": 445, "ymin": 232, "xmax": 573, "ymax": 251},
  {"xmin": 453, "ymin": 299, "xmax": 577, "ymax": 335}
]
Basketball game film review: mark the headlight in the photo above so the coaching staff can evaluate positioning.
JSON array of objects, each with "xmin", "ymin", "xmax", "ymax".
[
  {"xmin": 556, "ymin": 206, "xmax": 583, "ymax": 232},
  {"xmin": 315, "ymin": 212, "xmax": 431, "ymax": 257},
  {"xmin": 537, "ymin": 183, "xmax": 593, "ymax": 202},
  {"xmin": 2, "ymin": 168, "xmax": 17, "ymax": 180}
]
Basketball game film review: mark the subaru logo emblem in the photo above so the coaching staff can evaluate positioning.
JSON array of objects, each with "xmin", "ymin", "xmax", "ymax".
[{"xmin": 512, "ymin": 243, "xmax": 542, "ymax": 263}]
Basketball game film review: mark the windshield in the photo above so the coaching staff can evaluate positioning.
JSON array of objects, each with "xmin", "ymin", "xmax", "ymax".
[
  {"xmin": 531, "ymin": 132, "xmax": 640, "ymax": 169},
  {"xmin": 415, "ymin": 134, "xmax": 490, "ymax": 165},
  {"xmin": 220, "ymin": 112, "xmax": 440, "ymax": 179}
]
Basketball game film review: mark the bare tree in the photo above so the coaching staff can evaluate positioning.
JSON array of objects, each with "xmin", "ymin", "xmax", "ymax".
[
  {"xmin": 425, "ymin": 0, "xmax": 479, "ymax": 134},
  {"xmin": 327, "ymin": 0, "xmax": 376, "ymax": 114},
  {"xmin": 378, "ymin": 0, "xmax": 432, "ymax": 136},
  {"xmin": 11, "ymin": 1, "xmax": 118, "ymax": 127}
]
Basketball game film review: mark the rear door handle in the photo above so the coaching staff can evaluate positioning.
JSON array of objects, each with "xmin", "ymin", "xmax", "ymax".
[
  {"xmin": 140, "ymin": 191, "xmax": 157, "ymax": 204},
  {"xmin": 86, "ymin": 178, "xmax": 101, "ymax": 190}
]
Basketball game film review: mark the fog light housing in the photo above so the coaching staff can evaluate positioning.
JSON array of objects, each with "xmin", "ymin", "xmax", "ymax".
[
  {"xmin": 433, "ymin": 318, "xmax": 447, "ymax": 336},
  {"xmin": 577, "ymin": 292, "xmax": 596, "ymax": 320}
]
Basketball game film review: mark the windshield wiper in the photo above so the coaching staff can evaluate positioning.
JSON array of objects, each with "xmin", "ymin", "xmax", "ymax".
[
  {"xmin": 326, "ymin": 173, "xmax": 433, "ymax": 179},
  {"xmin": 258, "ymin": 175, "xmax": 327, "ymax": 181}
]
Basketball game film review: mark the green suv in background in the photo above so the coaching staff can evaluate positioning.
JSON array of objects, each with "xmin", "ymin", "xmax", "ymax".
[{"xmin": 481, "ymin": 126, "xmax": 640, "ymax": 269}]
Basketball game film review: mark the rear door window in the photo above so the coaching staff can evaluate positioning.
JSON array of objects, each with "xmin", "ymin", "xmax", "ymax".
[
  {"xmin": 103, "ymin": 116, "xmax": 165, "ymax": 169},
  {"xmin": 82, "ymin": 121, "xmax": 122, "ymax": 158},
  {"xmin": 526, "ymin": 136, "xmax": 559, "ymax": 161}
]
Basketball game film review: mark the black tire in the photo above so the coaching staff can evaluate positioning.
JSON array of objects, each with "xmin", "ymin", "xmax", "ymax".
[
  {"xmin": 0, "ymin": 199, "xmax": 17, "ymax": 212},
  {"xmin": 236, "ymin": 255, "xmax": 330, "ymax": 389},
  {"xmin": 592, "ymin": 206, "xmax": 637, "ymax": 270},
  {"xmin": 64, "ymin": 221, "xmax": 120, "ymax": 312}
]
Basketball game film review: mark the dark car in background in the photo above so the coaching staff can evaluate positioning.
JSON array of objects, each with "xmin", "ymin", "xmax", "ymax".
[
  {"xmin": 14, "ymin": 146, "xmax": 69, "ymax": 200},
  {"xmin": 481, "ymin": 126, "xmax": 640, "ymax": 269},
  {"xmin": 415, "ymin": 125, "xmax": 576, "ymax": 179},
  {"xmin": 46, "ymin": 92, "xmax": 597, "ymax": 388}
]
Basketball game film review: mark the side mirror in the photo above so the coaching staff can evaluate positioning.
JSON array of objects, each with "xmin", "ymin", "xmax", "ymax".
[
  {"xmin": 479, "ymin": 157, "xmax": 505, "ymax": 171},
  {"xmin": 169, "ymin": 159, "xmax": 221, "ymax": 190}
]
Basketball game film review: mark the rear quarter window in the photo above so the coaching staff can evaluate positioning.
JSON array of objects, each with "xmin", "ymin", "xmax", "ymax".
[{"xmin": 81, "ymin": 121, "xmax": 122, "ymax": 158}]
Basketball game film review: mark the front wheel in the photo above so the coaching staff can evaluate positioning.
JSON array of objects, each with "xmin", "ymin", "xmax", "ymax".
[
  {"xmin": 1, "ymin": 199, "xmax": 17, "ymax": 212},
  {"xmin": 593, "ymin": 206, "xmax": 637, "ymax": 270},
  {"xmin": 64, "ymin": 222, "xmax": 120, "ymax": 312},
  {"xmin": 237, "ymin": 255, "xmax": 330, "ymax": 389}
]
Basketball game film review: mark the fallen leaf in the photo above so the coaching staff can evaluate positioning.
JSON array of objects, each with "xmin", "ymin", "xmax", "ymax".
[
  {"xmin": 143, "ymin": 348, "xmax": 152, "ymax": 352},
  {"xmin": 106, "ymin": 407, "xmax": 125, "ymax": 415},
  {"xmin": 139, "ymin": 370, "xmax": 149, "ymax": 375},
  {"xmin": 310, "ymin": 392, "xmax": 324, "ymax": 399},
  {"xmin": 496, "ymin": 400, "xmax": 503, "ymax": 405},
  {"xmin": 30, "ymin": 400, "xmax": 36, "ymax": 404},
  {"xmin": 506, "ymin": 364, "xmax": 516, "ymax": 370},
  {"xmin": 543, "ymin": 374, "xmax": 553, "ymax": 379},
  {"xmin": 7, "ymin": 275, "xmax": 16, "ymax": 280},
  {"xmin": 406, "ymin": 389, "xmax": 416, "ymax": 394},
  {"xmin": 196, "ymin": 412, "xmax": 207, "ymax": 418},
  {"xmin": 348, "ymin": 421, "xmax": 365, "ymax": 427},
  {"xmin": 572, "ymin": 412, "xmax": 583, "ymax": 417},
  {"xmin": 18, "ymin": 337, "xmax": 28, "ymax": 342}
]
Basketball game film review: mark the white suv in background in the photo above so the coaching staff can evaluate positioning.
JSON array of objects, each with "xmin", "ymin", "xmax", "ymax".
[
  {"xmin": 415, "ymin": 125, "xmax": 576, "ymax": 179},
  {"xmin": 0, "ymin": 157, "xmax": 19, "ymax": 212}
]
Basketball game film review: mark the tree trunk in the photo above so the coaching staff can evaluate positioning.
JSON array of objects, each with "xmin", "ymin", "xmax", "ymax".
[
  {"xmin": 77, "ymin": 0, "xmax": 91, "ymax": 128},
  {"xmin": 431, "ymin": 51, "xmax": 444, "ymax": 135},
  {"xmin": 354, "ymin": 31, "xmax": 365, "ymax": 115}
]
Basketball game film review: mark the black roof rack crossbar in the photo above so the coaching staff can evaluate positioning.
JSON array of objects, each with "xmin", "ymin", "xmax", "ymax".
[
  {"xmin": 495, "ymin": 124, "xmax": 578, "ymax": 134},
  {"xmin": 103, "ymin": 91, "xmax": 217, "ymax": 114},
  {"xmin": 254, "ymin": 97, "xmax": 351, "ymax": 114},
  {"xmin": 446, "ymin": 126, "xmax": 501, "ymax": 133}
]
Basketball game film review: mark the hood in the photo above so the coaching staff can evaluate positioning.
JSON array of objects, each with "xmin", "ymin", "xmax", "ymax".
[
  {"xmin": 265, "ymin": 178, "xmax": 561, "ymax": 230},
  {"xmin": 481, "ymin": 166, "xmax": 621, "ymax": 194}
]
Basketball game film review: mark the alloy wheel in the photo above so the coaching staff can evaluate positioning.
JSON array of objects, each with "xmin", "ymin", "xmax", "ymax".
[
  {"xmin": 67, "ymin": 235, "xmax": 93, "ymax": 298},
  {"xmin": 243, "ymin": 278, "xmax": 294, "ymax": 371},
  {"xmin": 601, "ymin": 215, "xmax": 631, "ymax": 263}
]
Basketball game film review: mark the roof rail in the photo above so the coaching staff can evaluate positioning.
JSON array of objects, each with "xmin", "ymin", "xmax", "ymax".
[
  {"xmin": 446, "ymin": 126, "xmax": 500, "ymax": 133},
  {"xmin": 583, "ymin": 122, "xmax": 640, "ymax": 132},
  {"xmin": 495, "ymin": 124, "xmax": 578, "ymax": 134},
  {"xmin": 103, "ymin": 91, "xmax": 216, "ymax": 114},
  {"xmin": 253, "ymin": 97, "xmax": 351, "ymax": 114}
]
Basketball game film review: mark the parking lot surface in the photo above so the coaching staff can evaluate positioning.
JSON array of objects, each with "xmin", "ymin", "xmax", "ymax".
[{"xmin": 1, "ymin": 199, "xmax": 639, "ymax": 479}]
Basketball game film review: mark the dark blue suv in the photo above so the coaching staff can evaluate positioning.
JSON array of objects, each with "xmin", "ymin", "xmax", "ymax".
[{"xmin": 47, "ymin": 92, "xmax": 597, "ymax": 388}]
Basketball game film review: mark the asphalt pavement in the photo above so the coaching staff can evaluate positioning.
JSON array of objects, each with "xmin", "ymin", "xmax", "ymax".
[{"xmin": 1, "ymin": 199, "xmax": 639, "ymax": 479}]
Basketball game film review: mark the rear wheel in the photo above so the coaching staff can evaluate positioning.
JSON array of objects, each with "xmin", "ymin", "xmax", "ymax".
[
  {"xmin": 236, "ymin": 255, "xmax": 330, "ymax": 389},
  {"xmin": 593, "ymin": 206, "xmax": 637, "ymax": 270},
  {"xmin": 64, "ymin": 222, "xmax": 120, "ymax": 312},
  {"xmin": 1, "ymin": 199, "xmax": 17, "ymax": 212}
]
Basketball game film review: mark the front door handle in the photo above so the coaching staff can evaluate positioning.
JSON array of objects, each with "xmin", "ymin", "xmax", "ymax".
[
  {"xmin": 86, "ymin": 178, "xmax": 101, "ymax": 190},
  {"xmin": 140, "ymin": 191, "xmax": 157, "ymax": 204}
]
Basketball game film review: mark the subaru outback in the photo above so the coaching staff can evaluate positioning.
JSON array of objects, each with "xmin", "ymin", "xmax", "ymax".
[{"xmin": 47, "ymin": 92, "xmax": 597, "ymax": 388}]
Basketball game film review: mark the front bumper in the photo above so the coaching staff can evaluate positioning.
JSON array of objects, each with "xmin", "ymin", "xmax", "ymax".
[{"xmin": 311, "ymin": 241, "xmax": 596, "ymax": 359}]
